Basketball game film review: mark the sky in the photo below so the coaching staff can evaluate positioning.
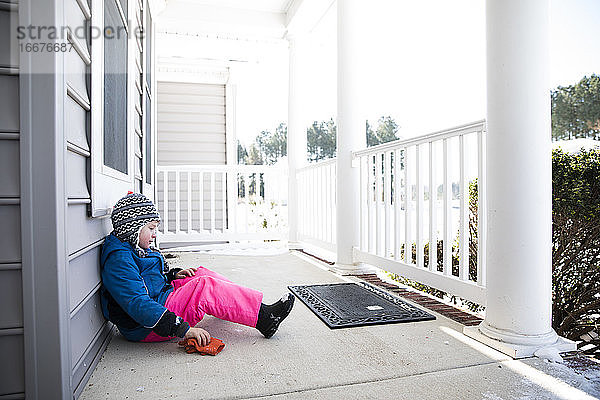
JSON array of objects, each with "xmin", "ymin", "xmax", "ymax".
[{"xmin": 235, "ymin": 0, "xmax": 600, "ymax": 147}]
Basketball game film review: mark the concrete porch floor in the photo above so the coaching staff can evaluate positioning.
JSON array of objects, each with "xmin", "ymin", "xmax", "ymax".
[{"xmin": 80, "ymin": 251, "xmax": 600, "ymax": 400}]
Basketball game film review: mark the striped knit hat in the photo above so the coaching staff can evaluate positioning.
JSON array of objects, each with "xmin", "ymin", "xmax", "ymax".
[{"xmin": 111, "ymin": 193, "xmax": 160, "ymax": 251}]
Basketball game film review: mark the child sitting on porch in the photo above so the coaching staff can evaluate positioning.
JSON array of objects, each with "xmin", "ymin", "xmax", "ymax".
[{"xmin": 100, "ymin": 192, "xmax": 294, "ymax": 346}]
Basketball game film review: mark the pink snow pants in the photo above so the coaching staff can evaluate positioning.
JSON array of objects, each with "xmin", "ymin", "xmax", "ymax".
[{"xmin": 141, "ymin": 266, "xmax": 263, "ymax": 342}]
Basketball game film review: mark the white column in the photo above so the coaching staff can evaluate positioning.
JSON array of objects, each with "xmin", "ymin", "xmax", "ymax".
[
  {"xmin": 336, "ymin": 0, "xmax": 366, "ymax": 270},
  {"xmin": 464, "ymin": 0, "xmax": 575, "ymax": 358},
  {"xmin": 287, "ymin": 36, "xmax": 307, "ymax": 245}
]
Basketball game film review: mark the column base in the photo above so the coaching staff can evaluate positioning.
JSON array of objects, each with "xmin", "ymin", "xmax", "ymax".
[
  {"xmin": 331, "ymin": 262, "xmax": 376, "ymax": 276},
  {"xmin": 463, "ymin": 323, "xmax": 577, "ymax": 359}
]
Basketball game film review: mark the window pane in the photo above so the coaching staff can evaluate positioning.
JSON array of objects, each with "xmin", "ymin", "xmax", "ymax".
[
  {"xmin": 145, "ymin": 4, "xmax": 152, "ymax": 92},
  {"xmin": 103, "ymin": 0, "xmax": 128, "ymax": 174},
  {"xmin": 145, "ymin": 91, "xmax": 151, "ymax": 184}
]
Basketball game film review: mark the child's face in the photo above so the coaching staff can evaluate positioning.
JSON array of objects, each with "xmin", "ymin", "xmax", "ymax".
[{"xmin": 138, "ymin": 221, "xmax": 159, "ymax": 249}]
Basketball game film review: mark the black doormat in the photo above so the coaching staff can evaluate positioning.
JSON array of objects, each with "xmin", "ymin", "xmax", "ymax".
[{"xmin": 288, "ymin": 282, "xmax": 436, "ymax": 329}]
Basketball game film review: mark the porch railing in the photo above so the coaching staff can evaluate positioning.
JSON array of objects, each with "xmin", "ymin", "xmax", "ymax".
[
  {"xmin": 352, "ymin": 120, "xmax": 487, "ymax": 304},
  {"xmin": 156, "ymin": 165, "xmax": 288, "ymax": 245},
  {"xmin": 155, "ymin": 121, "xmax": 487, "ymax": 304}
]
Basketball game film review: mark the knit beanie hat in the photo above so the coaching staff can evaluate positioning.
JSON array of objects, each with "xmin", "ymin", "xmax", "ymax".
[{"xmin": 111, "ymin": 193, "xmax": 160, "ymax": 252}]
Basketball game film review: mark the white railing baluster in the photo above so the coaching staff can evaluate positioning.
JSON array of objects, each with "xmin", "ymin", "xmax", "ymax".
[
  {"xmin": 329, "ymin": 164, "xmax": 334, "ymax": 243},
  {"xmin": 443, "ymin": 138, "xmax": 451, "ymax": 275},
  {"xmin": 210, "ymin": 172, "xmax": 215, "ymax": 234},
  {"xmin": 404, "ymin": 148, "xmax": 410, "ymax": 264},
  {"xmin": 321, "ymin": 167, "xmax": 326, "ymax": 241},
  {"xmin": 227, "ymin": 170, "xmax": 237, "ymax": 235},
  {"xmin": 416, "ymin": 145, "xmax": 423, "ymax": 269},
  {"xmin": 326, "ymin": 164, "xmax": 332, "ymax": 243},
  {"xmin": 313, "ymin": 167, "xmax": 318, "ymax": 239},
  {"xmin": 308, "ymin": 169, "xmax": 313, "ymax": 238},
  {"xmin": 163, "ymin": 171, "xmax": 169, "ymax": 234},
  {"xmin": 360, "ymin": 156, "xmax": 365, "ymax": 251},
  {"xmin": 375, "ymin": 153, "xmax": 382, "ymax": 256},
  {"xmin": 459, "ymin": 134, "xmax": 469, "ymax": 281},
  {"xmin": 368, "ymin": 155, "xmax": 374, "ymax": 253},
  {"xmin": 175, "ymin": 171, "xmax": 180, "ymax": 233},
  {"xmin": 477, "ymin": 130, "xmax": 486, "ymax": 286},
  {"xmin": 298, "ymin": 171, "xmax": 303, "ymax": 236},
  {"xmin": 332, "ymin": 164, "xmax": 336, "ymax": 243},
  {"xmin": 221, "ymin": 172, "xmax": 226, "ymax": 233},
  {"xmin": 187, "ymin": 172, "xmax": 192, "ymax": 234},
  {"xmin": 198, "ymin": 172, "xmax": 204, "ymax": 232},
  {"xmin": 243, "ymin": 173, "xmax": 249, "ymax": 233},
  {"xmin": 318, "ymin": 166, "xmax": 324, "ymax": 241},
  {"xmin": 429, "ymin": 141, "xmax": 437, "ymax": 272},
  {"xmin": 384, "ymin": 151, "xmax": 391, "ymax": 258},
  {"xmin": 303, "ymin": 171, "xmax": 307, "ymax": 237},
  {"xmin": 394, "ymin": 149, "xmax": 400, "ymax": 261}
]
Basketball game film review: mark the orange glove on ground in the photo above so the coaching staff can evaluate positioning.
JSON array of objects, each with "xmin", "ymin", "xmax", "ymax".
[{"xmin": 178, "ymin": 337, "xmax": 225, "ymax": 356}]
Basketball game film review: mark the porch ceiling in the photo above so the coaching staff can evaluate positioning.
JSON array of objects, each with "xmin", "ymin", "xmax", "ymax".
[
  {"xmin": 175, "ymin": 0, "xmax": 295, "ymax": 14},
  {"xmin": 156, "ymin": 0, "xmax": 334, "ymax": 41},
  {"xmin": 157, "ymin": 0, "xmax": 292, "ymax": 40},
  {"xmin": 79, "ymin": 251, "xmax": 600, "ymax": 399}
]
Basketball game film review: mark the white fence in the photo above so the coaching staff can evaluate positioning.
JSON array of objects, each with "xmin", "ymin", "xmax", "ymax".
[
  {"xmin": 156, "ymin": 165, "xmax": 288, "ymax": 245},
  {"xmin": 353, "ymin": 120, "xmax": 487, "ymax": 304}
]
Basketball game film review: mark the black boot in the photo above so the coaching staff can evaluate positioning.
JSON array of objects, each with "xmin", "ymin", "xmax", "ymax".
[{"xmin": 256, "ymin": 293, "xmax": 295, "ymax": 338}]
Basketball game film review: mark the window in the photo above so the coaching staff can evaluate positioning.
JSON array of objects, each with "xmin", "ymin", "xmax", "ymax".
[
  {"xmin": 144, "ymin": 2, "xmax": 153, "ymax": 186},
  {"xmin": 103, "ymin": 0, "xmax": 128, "ymax": 174},
  {"xmin": 89, "ymin": 0, "xmax": 135, "ymax": 217}
]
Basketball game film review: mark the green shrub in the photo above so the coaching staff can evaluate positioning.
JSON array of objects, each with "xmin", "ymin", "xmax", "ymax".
[{"xmin": 552, "ymin": 148, "xmax": 600, "ymax": 356}]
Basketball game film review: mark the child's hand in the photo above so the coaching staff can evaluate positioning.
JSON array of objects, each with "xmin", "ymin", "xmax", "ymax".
[
  {"xmin": 183, "ymin": 327, "xmax": 211, "ymax": 347},
  {"xmin": 175, "ymin": 267, "xmax": 197, "ymax": 279}
]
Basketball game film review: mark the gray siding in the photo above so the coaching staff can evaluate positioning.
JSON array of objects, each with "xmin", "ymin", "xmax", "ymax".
[
  {"xmin": 157, "ymin": 81, "xmax": 226, "ymax": 165},
  {"xmin": 0, "ymin": 1, "xmax": 24, "ymax": 397},
  {"xmin": 156, "ymin": 82, "xmax": 227, "ymax": 232},
  {"xmin": 2, "ymin": 0, "xmax": 154, "ymax": 396}
]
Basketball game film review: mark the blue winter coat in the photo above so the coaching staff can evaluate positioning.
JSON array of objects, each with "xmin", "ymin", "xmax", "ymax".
[{"xmin": 100, "ymin": 233, "xmax": 174, "ymax": 341}]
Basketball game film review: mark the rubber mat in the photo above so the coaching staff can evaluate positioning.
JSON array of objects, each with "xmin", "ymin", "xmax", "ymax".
[{"xmin": 288, "ymin": 282, "xmax": 436, "ymax": 329}]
